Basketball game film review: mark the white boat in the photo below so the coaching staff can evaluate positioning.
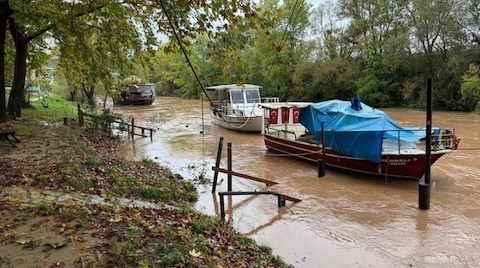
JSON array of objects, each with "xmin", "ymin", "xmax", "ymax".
[{"xmin": 206, "ymin": 84, "xmax": 279, "ymax": 132}]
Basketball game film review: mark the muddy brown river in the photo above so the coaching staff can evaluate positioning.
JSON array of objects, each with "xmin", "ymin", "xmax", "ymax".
[{"xmin": 115, "ymin": 97, "xmax": 480, "ymax": 267}]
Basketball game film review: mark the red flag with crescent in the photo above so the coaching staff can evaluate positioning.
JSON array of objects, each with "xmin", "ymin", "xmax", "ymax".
[
  {"xmin": 269, "ymin": 109, "xmax": 278, "ymax": 124},
  {"xmin": 282, "ymin": 107, "xmax": 289, "ymax": 123},
  {"xmin": 293, "ymin": 108, "xmax": 300, "ymax": 123}
]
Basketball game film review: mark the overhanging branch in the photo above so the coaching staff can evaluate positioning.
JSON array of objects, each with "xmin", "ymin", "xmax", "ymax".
[{"xmin": 26, "ymin": 4, "xmax": 105, "ymax": 42}]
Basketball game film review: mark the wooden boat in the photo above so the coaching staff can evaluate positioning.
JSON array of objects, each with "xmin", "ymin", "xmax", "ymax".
[
  {"xmin": 260, "ymin": 99, "xmax": 460, "ymax": 180},
  {"xmin": 119, "ymin": 83, "xmax": 156, "ymax": 105},
  {"xmin": 206, "ymin": 84, "xmax": 278, "ymax": 132}
]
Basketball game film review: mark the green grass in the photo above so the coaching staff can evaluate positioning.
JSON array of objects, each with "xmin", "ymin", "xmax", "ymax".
[
  {"xmin": 35, "ymin": 175, "xmax": 50, "ymax": 184},
  {"xmin": 84, "ymin": 156, "xmax": 101, "ymax": 167},
  {"xmin": 135, "ymin": 186, "xmax": 164, "ymax": 199},
  {"xmin": 68, "ymin": 177, "xmax": 94, "ymax": 191},
  {"xmin": 141, "ymin": 158, "xmax": 156, "ymax": 166},
  {"xmin": 62, "ymin": 161, "xmax": 85, "ymax": 176},
  {"xmin": 106, "ymin": 166, "xmax": 120, "ymax": 176},
  {"xmin": 37, "ymin": 202, "xmax": 55, "ymax": 216},
  {"xmin": 191, "ymin": 214, "xmax": 217, "ymax": 234},
  {"xmin": 59, "ymin": 208, "xmax": 75, "ymax": 219},
  {"xmin": 22, "ymin": 93, "xmax": 77, "ymax": 122}
]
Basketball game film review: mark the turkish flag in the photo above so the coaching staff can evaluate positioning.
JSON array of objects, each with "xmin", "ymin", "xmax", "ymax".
[
  {"xmin": 293, "ymin": 108, "xmax": 300, "ymax": 123},
  {"xmin": 269, "ymin": 109, "xmax": 278, "ymax": 124}
]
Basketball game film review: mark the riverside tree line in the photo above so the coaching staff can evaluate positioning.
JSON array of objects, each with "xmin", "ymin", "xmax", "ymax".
[{"xmin": 1, "ymin": 0, "xmax": 480, "ymax": 123}]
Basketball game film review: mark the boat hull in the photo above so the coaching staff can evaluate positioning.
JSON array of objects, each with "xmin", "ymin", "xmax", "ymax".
[
  {"xmin": 264, "ymin": 133, "xmax": 448, "ymax": 180},
  {"xmin": 210, "ymin": 113, "xmax": 263, "ymax": 132}
]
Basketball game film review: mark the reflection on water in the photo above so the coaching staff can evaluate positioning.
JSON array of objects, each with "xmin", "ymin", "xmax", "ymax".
[{"xmin": 115, "ymin": 97, "xmax": 480, "ymax": 267}]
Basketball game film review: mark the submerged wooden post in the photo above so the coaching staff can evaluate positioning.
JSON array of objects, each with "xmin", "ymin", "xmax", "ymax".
[
  {"xmin": 227, "ymin": 142, "xmax": 232, "ymax": 191},
  {"xmin": 277, "ymin": 195, "xmax": 286, "ymax": 207},
  {"xmin": 201, "ymin": 95, "xmax": 205, "ymax": 134},
  {"xmin": 419, "ymin": 78, "xmax": 432, "ymax": 210},
  {"xmin": 211, "ymin": 137, "xmax": 224, "ymax": 193},
  {"xmin": 219, "ymin": 192, "xmax": 226, "ymax": 223},
  {"xmin": 63, "ymin": 117, "xmax": 68, "ymax": 125},
  {"xmin": 131, "ymin": 118, "xmax": 135, "ymax": 137},
  {"xmin": 318, "ymin": 122, "xmax": 326, "ymax": 177}
]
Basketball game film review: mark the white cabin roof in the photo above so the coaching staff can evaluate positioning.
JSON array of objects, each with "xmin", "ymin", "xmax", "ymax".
[
  {"xmin": 205, "ymin": 84, "xmax": 262, "ymax": 91},
  {"xmin": 259, "ymin": 102, "xmax": 312, "ymax": 109}
]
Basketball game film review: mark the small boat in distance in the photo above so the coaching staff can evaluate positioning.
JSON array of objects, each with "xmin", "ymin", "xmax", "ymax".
[
  {"xmin": 260, "ymin": 97, "xmax": 460, "ymax": 180},
  {"xmin": 119, "ymin": 83, "xmax": 156, "ymax": 105},
  {"xmin": 206, "ymin": 84, "xmax": 279, "ymax": 132}
]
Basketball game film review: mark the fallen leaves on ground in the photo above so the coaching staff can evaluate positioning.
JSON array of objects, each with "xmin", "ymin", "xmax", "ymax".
[{"xmin": 0, "ymin": 121, "xmax": 291, "ymax": 267}]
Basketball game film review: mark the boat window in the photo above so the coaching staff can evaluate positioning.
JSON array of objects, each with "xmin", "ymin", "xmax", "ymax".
[
  {"xmin": 245, "ymin": 89, "xmax": 260, "ymax": 103},
  {"xmin": 230, "ymin": 90, "xmax": 245, "ymax": 104}
]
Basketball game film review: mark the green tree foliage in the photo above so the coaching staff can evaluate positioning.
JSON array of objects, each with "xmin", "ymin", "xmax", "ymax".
[
  {"xmin": 461, "ymin": 64, "xmax": 480, "ymax": 112},
  {"xmin": 3, "ymin": 0, "xmax": 480, "ymax": 117},
  {"xmin": 0, "ymin": 0, "xmax": 259, "ymax": 122},
  {"xmin": 131, "ymin": 0, "xmax": 480, "ymax": 111}
]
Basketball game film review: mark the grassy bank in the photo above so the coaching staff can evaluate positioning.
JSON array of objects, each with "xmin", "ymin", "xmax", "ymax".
[{"xmin": 0, "ymin": 96, "xmax": 292, "ymax": 267}]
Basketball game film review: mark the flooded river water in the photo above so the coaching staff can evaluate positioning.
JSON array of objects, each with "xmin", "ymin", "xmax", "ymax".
[{"xmin": 115, "ymin": 97, "xmax": 480, "ymax": 268}]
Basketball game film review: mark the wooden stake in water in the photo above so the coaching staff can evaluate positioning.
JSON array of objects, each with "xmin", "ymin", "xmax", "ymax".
[
  {"xmin": 201, "ymin": 94, "xmax": 205, "ymax": 134},
  {"xmin": 228, "ymin": 142, "xmax": 232, "ymax": 191},
  {"xmin": 211, "ymin": 137, "xmax": 224, "ymax": 193}
]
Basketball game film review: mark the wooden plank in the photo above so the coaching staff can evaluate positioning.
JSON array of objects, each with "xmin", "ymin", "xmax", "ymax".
[
  {"xmin": 212, "ymin": 167, "xmax": 279, "ymax": 185},
  {"xmin": 279, "ymin": 194, "xmax": 302, "ymax": 203}
]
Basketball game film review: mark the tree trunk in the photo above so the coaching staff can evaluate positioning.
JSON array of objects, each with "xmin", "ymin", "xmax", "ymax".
[
  {"xmin": 0, "ymin": 1, "xmax": 9, "ymax": 123},
  {"xmin": 82, "ymin": 82, "xmax": 95, "ymax": 107},
  {"xmin": 7, "ymin": 18, "xmax": 28, "ymax": 118},
  {"xmin": 66, "ymin": 78, "xmax": 77, "ymax": 101}
]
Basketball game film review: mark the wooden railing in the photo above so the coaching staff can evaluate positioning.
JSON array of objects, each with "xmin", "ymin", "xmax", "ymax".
[{"xmin": 77, "ymin": 104, "xmax": 156, "ymax": 138}]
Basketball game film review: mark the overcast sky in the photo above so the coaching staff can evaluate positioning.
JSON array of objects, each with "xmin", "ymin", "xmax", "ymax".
[{"xmin": 307, "ymin": 0, "xmax": 325, "ymax": 6}]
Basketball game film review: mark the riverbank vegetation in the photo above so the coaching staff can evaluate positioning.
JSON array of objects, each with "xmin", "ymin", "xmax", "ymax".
[
  {"xmin": 2, "ymin": 0, "xmax": 480, "ymax": 124},
  {"xmin": 0, "ymin": 96, "xmax": 291, "ymax": 267},
  {"xmin": 142, "ymin": 0, "xmax": 480, "ymax": 112}
]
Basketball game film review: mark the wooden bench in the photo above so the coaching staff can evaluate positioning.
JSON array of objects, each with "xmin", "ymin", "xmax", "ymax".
[{"xmin": 0, "ymin": 125, "xmax": 20, "ymax": 147}]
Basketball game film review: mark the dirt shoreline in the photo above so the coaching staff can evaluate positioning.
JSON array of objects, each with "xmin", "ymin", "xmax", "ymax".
[{"xmin": 0, "ymin": 120, "xmax": 291, "ymax": 267}]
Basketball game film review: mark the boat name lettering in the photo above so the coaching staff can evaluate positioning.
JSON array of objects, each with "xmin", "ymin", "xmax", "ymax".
[{"xmin": 381, "ymin": 158, "xmax": 411, "ymax": 165}]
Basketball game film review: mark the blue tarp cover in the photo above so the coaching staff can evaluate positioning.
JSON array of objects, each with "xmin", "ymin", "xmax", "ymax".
[{"xmin": 299, "ymin": 99, "xmax": 426, "ymax": 163}]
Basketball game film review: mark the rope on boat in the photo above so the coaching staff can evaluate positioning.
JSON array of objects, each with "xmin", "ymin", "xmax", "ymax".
[
  {"xmin": 221, "ymin": 111, "xmax": 253, "ymax": 130},
  {"xmin": 216, "ymin": 100, "xmax": 261, "ymax": 130}
]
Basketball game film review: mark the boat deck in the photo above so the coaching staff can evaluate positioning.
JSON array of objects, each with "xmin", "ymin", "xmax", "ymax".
[{"xmin": 266, "ymin": 126, "xmax": 452, "ymax": 156}]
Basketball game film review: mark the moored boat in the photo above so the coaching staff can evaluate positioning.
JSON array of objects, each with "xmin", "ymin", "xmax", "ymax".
[
  {"xmin": 260, "ymin": 98, "xmax": 460, "ymax": 180},
  {"xmin": 206, "ymin": 84, "xmax": 279, "ymax": 132},
  {"xmin": 119, "ymin": 83, "xmax": 156, "ymax": 105}
]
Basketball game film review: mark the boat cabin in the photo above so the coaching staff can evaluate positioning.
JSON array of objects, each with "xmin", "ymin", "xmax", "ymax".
[{"xmin": 206, "ymin": 84, "xmax": 278, "ymax": 117}]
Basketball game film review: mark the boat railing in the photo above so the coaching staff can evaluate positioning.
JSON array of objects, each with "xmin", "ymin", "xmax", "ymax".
[
  {"xmin": 430, "ymin": 129, "xmax": 458, "ymax": 150},
  {"xmin": 382, "ymin": 128, "xmax": 458, "ymax": 154},
  {"xmin": 267, "ymin": 127, "xmax": 298, "ymax": 140},
  {"xmin": 211, "ymin": 101, "xmax": 229, "ymax": 115},
  {"xmin": 261, "ymin": 97, "xmax": 280, "ymax": 103}
]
